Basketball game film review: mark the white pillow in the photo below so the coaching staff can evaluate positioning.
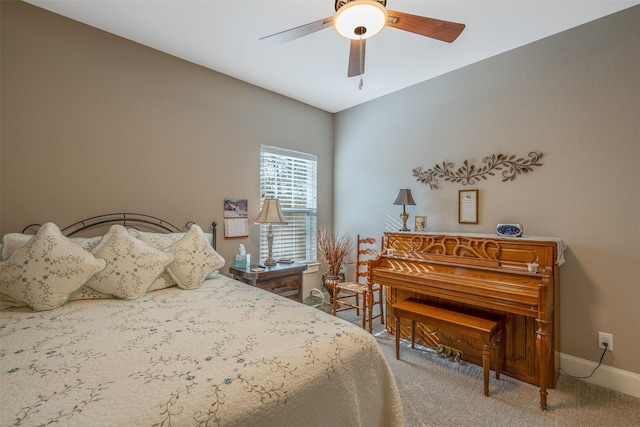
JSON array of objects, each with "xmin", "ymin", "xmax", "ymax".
[
  {"xmin": 69, "ymin": 236, "xmax": 102, "ymax": 252},
  {"xmin": 134, "ymin": 231, "xmax": 185, "ymax": 291},
  {"xmin": 0, "ymin": 292, "xmax": 28, "ymax": 310},
  {"xmin": 134, "ymin": 231, "xmax": 185, "ymax": 249},
  {"xmin": 87, "ymin": 225, "xmax": 174, "ymax": 299},
  {"xmin": 1, "ymin": 233, "xmax": 32, "ymax": 260},
  {"xmin": 165, "ymin": 224, "xmax": 225, "ymax": 290},
  {"xmin": 0, "ymin": 223, "xmax": 107, "ymax": 311},
  {"xmin": 1, "ymin": 233, "xmax": 101, "ymax": 259},
  {"xmin": 68, "ymin": 286, "xmax": 112, "ymax": 301}
]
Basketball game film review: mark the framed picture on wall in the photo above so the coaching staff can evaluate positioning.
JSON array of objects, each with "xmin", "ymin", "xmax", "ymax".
[
  {"xmin": 458, "ymin": 189, "xmax": 478, "ymax": 224},
  {"xmin": 415, "ymin": 216, "xmax": 427, "ymax": 232}
]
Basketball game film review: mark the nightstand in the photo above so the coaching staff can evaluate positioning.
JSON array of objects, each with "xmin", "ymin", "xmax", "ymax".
[{"xmin": 229, "ymin": 262, "xmax": 308, "ymax": 302}]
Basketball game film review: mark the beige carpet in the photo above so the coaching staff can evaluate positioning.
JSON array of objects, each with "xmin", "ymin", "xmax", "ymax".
[{"xmin": 337, "ymin": 310, "xmax": 640, "ymax": 426}]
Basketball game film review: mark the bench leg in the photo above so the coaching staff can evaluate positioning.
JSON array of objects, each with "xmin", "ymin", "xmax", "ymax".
[
  {"xmin": 395, "ymin": 314, "xmax": 400, "ymax": 359},
  {"xmin": 410, "ymin": 320, "xmax": 416, "ymax": 349},
  {"xmin": 495, "ymin": 331, "xmax": 502, "ymax": 380},
  {"xmin": 483, "ymin": 342, "xmax": 491, "ymax": 396}
]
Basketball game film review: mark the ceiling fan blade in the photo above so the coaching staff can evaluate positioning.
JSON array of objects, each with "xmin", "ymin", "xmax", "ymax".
[
  {"xmin": 259, "ymin": 17, "xmax": 333, "ymax": 46},
  {"xmin": 348, "ymin": 39, "xmax": 366, "ymax": 77},
  {"xmin": 386, "ymin": 10, "xmax": 465, "ymax": 43}
]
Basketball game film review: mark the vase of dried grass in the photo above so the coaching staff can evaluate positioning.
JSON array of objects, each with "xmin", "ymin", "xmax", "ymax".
[{"xmin": 322, "ymin": 272, "xmax": 345, "ymax": 303}]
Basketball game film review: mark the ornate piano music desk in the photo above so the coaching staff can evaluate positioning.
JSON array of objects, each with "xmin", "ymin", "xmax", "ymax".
[{"xmin": 369, "ymin": 232, "xmax": 565, "ymax": 410}]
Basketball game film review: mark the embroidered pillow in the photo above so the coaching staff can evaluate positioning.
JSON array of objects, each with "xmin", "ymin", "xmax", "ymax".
[
  {"xmin": 0, "ymin": 223, "xmax": 107, "ymax": 311},
  {"xmin": 0, "ymin": 292, "xmax": 28, "ymax": 310},
  {"xmin": 1, "ymin": 233, "xmax": 32, "ymax": 260},
  {"xmin": 134, "ymin": 231, "xmax": 185, "ymax": 291},
  {"xmin": 68, "ymin": 286, "xmax": 112, "ymax": 302},
  {"xmin": 1, "ymin": 233, "xmax": 101, "ymax": 259},
  {"xmin": 69, "ymin": 236, "xmax": 102, "ymax": 252},
  {"xmin": 135, "ymin": 231, "xmax": 185, "ymax": 249},
  {"xmin": 87, "ymin": 225, "xmax": 174, "ymax": 299},
  {"xmin": 165, "ymin": 224, "xmax": 225, "ymax": 290}
]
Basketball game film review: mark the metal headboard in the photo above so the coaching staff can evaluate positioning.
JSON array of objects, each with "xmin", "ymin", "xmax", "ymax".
[{"xmin": 21, "ymin": 213, "xmax": 218, "ymax": 250}]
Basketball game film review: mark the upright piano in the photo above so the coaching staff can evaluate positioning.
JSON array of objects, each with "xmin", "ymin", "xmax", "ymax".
[{"xmin": 369, "ymin": 232, "xmax": 565, "ymax": 410}]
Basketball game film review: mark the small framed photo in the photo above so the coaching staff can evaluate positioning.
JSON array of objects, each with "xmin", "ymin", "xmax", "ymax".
[
  {"xmin": 458, "ymin": 189, "xmax": 478, "ymax": 224},
  {"xmin": 414, "ymin": 216, "xmax": 427, "ymax": 232}
]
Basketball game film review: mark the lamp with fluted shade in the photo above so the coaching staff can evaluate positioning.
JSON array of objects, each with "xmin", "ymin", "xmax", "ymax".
[
  {"xmin": 255, "ymin": 198, "xmax": 287, "ymax": 266},
  {"xmin": 393, "ymin": 189, "xmax": 416, "ymax": 232}
]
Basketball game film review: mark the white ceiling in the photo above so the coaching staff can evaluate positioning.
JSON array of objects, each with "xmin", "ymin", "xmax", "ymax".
[{"xmin": 25, "ymin": 0, "xmax": 639, "ymax": 113}]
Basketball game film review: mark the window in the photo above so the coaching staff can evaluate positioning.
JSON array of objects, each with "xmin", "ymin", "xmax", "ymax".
[{"xmin": 259, "ymin": 145, "xmax": 317, "ymax": 263}]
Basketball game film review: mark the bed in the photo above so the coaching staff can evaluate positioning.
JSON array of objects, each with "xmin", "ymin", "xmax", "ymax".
[{"xmin": 0, "ymin": 214, "xmax": 403, "ymax": 426}]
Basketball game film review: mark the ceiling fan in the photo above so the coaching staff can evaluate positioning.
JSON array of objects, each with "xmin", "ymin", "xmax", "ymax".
[{"xmin": 260, "ymin": 0, "xmax": 465, "ymax": 80}]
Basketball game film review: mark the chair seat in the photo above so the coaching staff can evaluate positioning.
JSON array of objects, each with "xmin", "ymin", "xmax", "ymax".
[{"xmin": 336, "ymin": 281, "xmax": 367, "ymax": 294}]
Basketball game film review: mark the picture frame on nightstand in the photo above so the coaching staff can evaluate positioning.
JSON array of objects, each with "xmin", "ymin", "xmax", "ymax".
[{"xmin": 415, "ymin": 216, "xmax": 427, "ymax": 232}]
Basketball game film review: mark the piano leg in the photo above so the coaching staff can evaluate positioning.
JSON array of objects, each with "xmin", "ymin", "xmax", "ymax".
[{"xmin": 536, "ymin": 319, "xmax": 552, "ymax": 410}]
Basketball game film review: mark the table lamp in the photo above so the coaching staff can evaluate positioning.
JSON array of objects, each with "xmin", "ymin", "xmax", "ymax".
[
  {"xmin": 393, "ymin": 189, "xmax": 416, "ymax": 232},
  {"xmin": 255, "ymin": 198, "xmax": 287, "ymax": 266}
]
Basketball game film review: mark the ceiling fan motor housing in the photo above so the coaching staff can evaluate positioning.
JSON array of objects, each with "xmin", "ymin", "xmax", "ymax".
[{"xmin": 335, "ymin": 0, "xmax": 387, "ymax": 11}]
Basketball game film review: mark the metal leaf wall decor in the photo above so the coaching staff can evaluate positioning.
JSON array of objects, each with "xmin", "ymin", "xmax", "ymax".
[{"xmin": 413, "ymin": 152, "xmax": 543, "ymax": 189}]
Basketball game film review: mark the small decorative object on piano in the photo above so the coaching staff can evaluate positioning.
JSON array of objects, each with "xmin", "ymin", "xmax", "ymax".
[
  {"xmin": 496, "ymin": 223, "xmax": 523, "ymax": 237},
  {"xmin": 277, "ymin": 258, "xmax": 294, "ymax": 264},
  {"xmin": 250, "ymin": 267, "xmax": 265, "ymax": 272},
  {"xmin": 234, "ymin": 244, "xmax": 250, "ymax": 268}
]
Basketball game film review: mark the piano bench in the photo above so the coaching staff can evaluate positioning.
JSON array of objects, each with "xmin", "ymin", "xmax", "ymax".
[{"xmin": 392, "ymin": 298, "xmax": 503, "ymax": 397}]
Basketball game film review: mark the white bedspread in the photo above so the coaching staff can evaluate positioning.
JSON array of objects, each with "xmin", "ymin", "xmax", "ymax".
[{"xmin": 0, "ymin": 275, "xmax": 403, "ymax": 426}]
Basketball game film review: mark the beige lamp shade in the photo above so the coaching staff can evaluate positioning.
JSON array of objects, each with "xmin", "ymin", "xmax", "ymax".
[
  {"xmin": 255, "ymin": 198, "xmax": 287, "ymax": 224},
  {"xmin": 393, "ymin": 189, "xmax": 416, "ymax": 206}
]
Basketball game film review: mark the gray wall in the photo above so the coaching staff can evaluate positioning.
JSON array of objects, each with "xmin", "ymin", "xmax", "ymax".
[
  {"xmin": 0, "ymin": 1, "xmax": 333, "ymax": 270},
  {"xmin": 334, "ymin": 6, "xmax": 639, "ymax": 374}
]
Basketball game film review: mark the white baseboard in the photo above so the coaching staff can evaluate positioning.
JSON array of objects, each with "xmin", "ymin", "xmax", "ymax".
[{"xmin": 560, "ymin": 352, "xmax": 640, "ymax": 398}]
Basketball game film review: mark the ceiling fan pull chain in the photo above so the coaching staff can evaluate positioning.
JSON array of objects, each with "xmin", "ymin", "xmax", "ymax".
[{"xmin": 359, "ymin": 35, "xmax": 364, "ymax": 90}]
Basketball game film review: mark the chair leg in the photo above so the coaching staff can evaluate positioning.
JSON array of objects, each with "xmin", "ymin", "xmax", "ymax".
[
  {"xmin": 367, "ymin": 290, "xmax": 374, "ymax": 333},
  {"xmin": 361, "ymin": 294, "xmax": 368, "ymax": 331},
  {"xmin": 332, "ymin": 290, "xmax": 338, "ymax": 316},
  {"xmin": 355, "ymin": 294, "xmax": 360, "ymax": 316}
]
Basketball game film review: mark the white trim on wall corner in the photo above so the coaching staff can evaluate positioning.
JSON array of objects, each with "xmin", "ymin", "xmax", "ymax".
[{"xmin": 560, "ymin": 353, "xmax": 640, "ymax": 398}]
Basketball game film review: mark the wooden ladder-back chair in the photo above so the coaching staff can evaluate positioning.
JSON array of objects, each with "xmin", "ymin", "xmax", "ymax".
[{"xmin": 332, "ymin": 235, "xmax": 384, "ymax": 333}]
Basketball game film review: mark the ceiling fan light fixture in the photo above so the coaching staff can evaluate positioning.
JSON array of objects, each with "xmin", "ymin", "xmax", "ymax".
[{"xmin": 333, "ymin": 0, "xmax": 388, "ymax": 40}]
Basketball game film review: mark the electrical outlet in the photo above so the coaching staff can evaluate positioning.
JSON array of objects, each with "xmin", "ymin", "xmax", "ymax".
[{"xmin": 598, "ymin": 332, "xmax": 613, "ymax": 351}]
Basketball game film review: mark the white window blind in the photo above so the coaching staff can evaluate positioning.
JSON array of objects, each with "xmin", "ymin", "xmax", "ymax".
[{"xmin": 259, "ymin": 145, "xmax": 317, "ymax": 263}]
